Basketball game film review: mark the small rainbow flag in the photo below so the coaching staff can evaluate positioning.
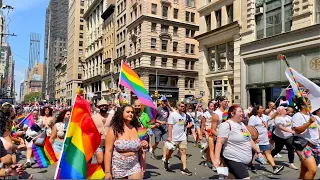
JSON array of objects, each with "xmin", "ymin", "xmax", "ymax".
[
  {"xmin": 137, "ymin": 126, "xmax": 148, "ymax": 141},
  {"xmin": 17, "ymin": 115, "xmax": 25, "ymax": 124},
  {"xmin": 286, "ymin": 88, "xmax": 294, "ymax": 106},
  {"xmin": 86, "ymin": 164, "xmax": 105, "ymax": 179},
  {"xmin": 55, "ymin": 95, "xmax": 102, "ymax": 179},
  {"xmin": 32, "ymin": 136, "xmax": 58, "ymax": 168},
  {"xmin": 222, "ymin": 107, "xmax": 229, "ymax": 121},
  {"xmin": 119, "ymin": 61, "xmax": 157, "ymax": 123}
]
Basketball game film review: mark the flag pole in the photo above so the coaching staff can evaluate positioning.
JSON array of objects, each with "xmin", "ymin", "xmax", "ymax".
[
  {"xmin": 118, "ymin": 60, "xmax": 123, "ymax": 87},
  {"xmin": 53, "ymin": 94, "xmax": 78, "ymax": 179},
  {"xmin": 278, "ymin": 54, "xmax": 311, "ymax": 114},
  {"xmin": 274, "ymin": 84, "xmax": 291, "ymax": 104}
]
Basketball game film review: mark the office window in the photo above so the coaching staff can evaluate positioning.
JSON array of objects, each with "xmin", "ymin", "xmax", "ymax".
[
  {"xmin": 206, "ymin": 15, "xmax": 211, "ymax": 31},
  {"xmin": 151, "ymin": 23, "xmax": 157, "ymax": 31},
  {"xmin": 190, "ymin": 61, "xmax": 195, "ymax": 70},
  {"xmin": 173, "ymin": 42, "xmax": 178, "ymax": 52},
  {"xmin": 80, "ymin": 9, "xmax": 84, "ymax": 14},
  {"xmin": 174, "ymin": 8, "xmax": 179, "ymax": 19},
  {"xmin": 186, "ymin": 0, "xmax": 195, "ymax": 7},
  {"xmin": 161, "ymin": 58, "xmax": 167, "ymax": 67},
  {"xmin": 161, "ymin": 40, "xmax": 168, "ymax": 51},
  {"xmin": 266, "ymin": 9, "xmax": 282, "ymax": 37},
  {"xmin": 173, "ymin": 59, "xmax": 177, "ymax": 68},
  {"xmin": 216, "ymin": 9, "xmax": 221, "ymax": 28},
  {"xmin": 78, "ymin": 74, "xmax": 82, "ymax": 79},
  {"xmin": 190, "ymin": 13, "xmax": 195, "ymax": 22},
  {"xmin": 256, "ymin": 14, "xmax": 264, "ymax": 39},
  {"xmin": 151, "ymin": 56, "xmax": 156, "ymax": 66},
  {"xmin": 80, "ymin": 25, "xmax": 84, "ymax": 30},
  {"xmin": 186, "ymin": 29, "xmax": 190, "ymax": 37},
  {"xmin": 79, "ymin": 33, "xmax": 83, "ymax": 38},
  {"xmin": 152, "ymin": 4, "xmax": 157, "ymax": 14},
  {"xmin": 227, "ymin": 4, "xmax": 233, "ymax": 24},
  {"xmin": 185, "ymin": 79, "xmax": 189, "ymax": 88},
  {"xmin": 161, "ymin": 25, "xmax": 169, "ymax": 33},
  {"xmin": 190, "ymin": 78, "xmax": 194, "ymax": 88},
  {"xmin": 185, "ymin": 60, "xmax": 189, "ymax": 69},
  {"xmin": 185, "ymin": 43, "xmax": 190, "ymax": 53},
  {"xmin": 162, "ymin": 6, "xmax": 168, "ymax": 17},
  {"xmin": 217, "ymin": 43, "xmax": 226, "ymax": 70},
  {"xmin": 173, "ymin": 27, "xmax": 178, "ymax": 36},
  {"xmin": 185, "ymin": 11, "xmax": 190, "ymax": 21},
  {"xmin": 80, "ymin": 0, "xmax": 84, "ymax": 6},
  {"xmin": 284, "ymin": 1, "xmax": 293, "ymax": 32},
  {"xmin": 190, "ymin": 44, "xmax": 195, "ymax": 54},
  {"xmin": 79, "ymin": 41, "xmax": 83, "ymax": 47},
  {"xmin": 151, "ymin": 38, "xmax": 156, "ymax": 48},
  {"xmin": 190, "ymin": 30, "xmax": 195, "ymax": 38}
]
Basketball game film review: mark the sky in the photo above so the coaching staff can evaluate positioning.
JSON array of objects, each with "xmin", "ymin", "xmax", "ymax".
[{"xmin": 3, "ymin": 0, "xmax": 49, "ymax": 100}]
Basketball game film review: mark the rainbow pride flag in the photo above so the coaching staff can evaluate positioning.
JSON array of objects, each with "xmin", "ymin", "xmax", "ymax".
[
  {"xmin": 286, "ymin": 88, "xmax": 294, "ymax": 106},
  {"xmin": 55, "ymin": 95, "xmax": 102, "ymax": 179},
  {"xmin": 137, "ymin": 126, "xmax": 148, "ymax": 141},
  {"xmin": 86, "ymin": 164, "xmax": 105, "ymax": 179},
  {"xmin": 17, "ymin": 115, "xmax": 25, "ymax": 124},
  {"xmin": 119, "ymin": 61, "xmax": 157, "ymax": 122},
  {"xmin": 32, "ymin": 136, "xmax": 58, "ymax": 168}
]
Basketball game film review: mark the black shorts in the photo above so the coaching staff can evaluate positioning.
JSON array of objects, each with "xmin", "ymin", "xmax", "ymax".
[{"xmin": 223, "ymin": 157, "xmax": 249, "ymax": 179}]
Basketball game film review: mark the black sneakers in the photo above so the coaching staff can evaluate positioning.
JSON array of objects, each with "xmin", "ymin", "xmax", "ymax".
[
  {"xmin": 163, "ymin": 161, "xmax": 171, "ymax": 172},
  {"xmin": 181, "ymin": 168, "xmax": 192, "ymax": 176},
  {"xmin": 273, "ymin": 165, "xmax": 284, "ymax": 174}
]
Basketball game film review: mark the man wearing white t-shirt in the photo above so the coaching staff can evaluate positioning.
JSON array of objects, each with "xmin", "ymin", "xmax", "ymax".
[{"xmin": 164, "ymin": 102, "xmax": 192, "ymax": 176}]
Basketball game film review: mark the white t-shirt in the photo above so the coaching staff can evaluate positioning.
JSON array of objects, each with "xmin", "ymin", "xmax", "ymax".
[
  {"xmin": 168, "ymin": 111, "xmax": 187, "ymax": 142},
  {"xmin": 315, "ymin": 115, "xmax": 320, "ymax": 130},
  {"xmin": 273, "ymin": 116, "xmax": 293, "ymax": 139},
  {"xmin": 248, "ymin": 115, "xmax": 270, "ymax": 145},
  {"xmin": 218, "ymin": 120, "xmax": 252, "ymax": 164},
  {"xmin": 203, "ymin": 110, "xmax": 214, "ymax": 128},
  {"xmin": 292, "ymin": 112, "xmax": 319, "ymax": 145},
  {"xmin": 215, "ymin": 108, "xmax": 224, "ymax": 126}
]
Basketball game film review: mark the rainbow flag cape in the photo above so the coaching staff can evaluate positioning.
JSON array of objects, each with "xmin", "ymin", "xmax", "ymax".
[
  {"xmin": 55, "ymin": 95, "xmax": 102, "ymax": 179},
  {"xmin": 86, "ymin": 164, "xmax": 105, "ymax": 179},
  {"xmin": 286, "ymin": 88, "xmax": 294, "ymax": 106},
  {"xmin": 32, "ymin": 136, "xmax": 58, "ymax": 168},
  {"xmin": 119, "ymin": 61, "xmax": 157, "ymax": 123},
  {"xmin": 222, "ymin": 107, "xmax": 229, "ymax": 121}
]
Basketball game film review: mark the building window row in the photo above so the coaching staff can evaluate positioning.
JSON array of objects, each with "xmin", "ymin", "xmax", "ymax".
[
  {"xmin": 186, "ymin": 29, "xmax": 195, "ymax": 38},
  {"xmin": 185, "ymin": 0, "xmax": 195, "ymax": 8},
  {"xmin": 207, "ymin": 42, "xmax": 234, "ymax": 72},
  {"xmin": 185, "ymin": 60, "xmax": 195, "ymax": 70},
  {"xmin": 185, "ymin": 11, "xmax": 195, "ymax": 23},
  {"xmin": 116, "ymin": 45, "xmax": 126, "ymax": 58},
  {"xmin": 205, "ymin": 3, "xmax": 233, "ymax": 32},
  {"xmin": 185, "ymin": 43, "xmax": 195, "ymax": 54},
  {"xmin": 185, "ymin": 78, "xmax": 195, "ymax": 89},
  {"xmin": 149, "ymin": 75, "xmax": 178, "ymax": 88},
  {"xmin": 117, "ymin": 0, "xmax": 126, "ymax": 15},
  {"xmin": 116, "ymin": 29, "xmax": 126, "ymax": 44},
  {"xmin": 117, "ymin": 14, "xmax": 126, "ymax": 29}
]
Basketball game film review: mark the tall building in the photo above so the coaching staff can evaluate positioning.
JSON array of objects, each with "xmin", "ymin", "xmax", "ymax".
[
  {"xmin": 66, "ymin": 0, "xmax": 86, "ymax": 105},
  {"xmin": 6, "ymin": 55, "xmax": 14, "ymax": 97},
  {"xmin": 101, "ymin": 1, "xmax": 115, "ymax": 100},
  {"xmin": 83, "ymin": 0, "xmax": 107, "ymax": 103},
  {"xmin": 42, "ymin": 0, "xmax": 69, "ymax": 102},
  {"xmin": 240, "ymin": 0, "xmax": 320, "ymax": 108},
  {"xmin": 28, "ymin": 33, "xmax": 41, "ymax": 71},
  {"xmin": 0, "ymin": 43, "xmax": 11, "ymax": 98},
  {"xmin": 27, "ymin": 62, "xmax": 44, "ymax": 94},
  {"xmin": 196, "ymin": 0, "xmax": 240, "ymax": 105},
  {"xmin": 121, "ymin": 0, "xmax": 200, "ymax": 104},
  {"xmin": 19, "ymin": 82, "xmax": 24, "ymax": 101}
]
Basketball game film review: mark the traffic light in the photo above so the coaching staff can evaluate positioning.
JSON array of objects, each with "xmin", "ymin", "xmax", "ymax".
[{"xmin": 154, "ymin": 90, "xmax": 158, "ymax": 98}]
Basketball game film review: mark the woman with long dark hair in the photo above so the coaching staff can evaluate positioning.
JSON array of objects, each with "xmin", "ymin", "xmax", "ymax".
[
  {"xmin": 50, "ymin": 109, "xmax": 71, "ymax": 160},
  {"xmin": 104, "ymin": 105, "xmax": 148, "ymax": 179},
  {"xmin": 39, "ymin": 106, "xmax": 54, "ymax": 137},
  {"xmin": 248, "ymin": 105, "xmax": 284, "ymax": 174},
  {"xmin": 292, "ymin": 97, "xmax": 319, "ymax": 179}
]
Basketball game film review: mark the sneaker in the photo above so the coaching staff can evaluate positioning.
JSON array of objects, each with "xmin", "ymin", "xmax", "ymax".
[
  {"xmin": 25, "ymin": 161, "xmax": 31, "ymax": 168},
  {"xmin": 274, "ymin": 153, "xmax": 282, "ymax": 158},
  {"xmin": 249, "ymin": 166, "xmax": 257, "ymax": 173},
  {"xmin": 163, "ymin": 161, "xmax": 171, "ymax": 171},
  {"xmin": 181, "ymin": 168, "xmax": 192, "ymax": 176},
  {"xmin": 162, "ymin": 157, "xmax": 170, "ymax": 164},
  {"xmin": 273, "ymin": 166, "xmax": 284, "ymax": 174},
  {"xmin": 289, "ymin": 164, "xmax": 298, "ymax": 170}
]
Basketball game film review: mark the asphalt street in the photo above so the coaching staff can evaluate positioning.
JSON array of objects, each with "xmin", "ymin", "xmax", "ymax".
[{"xmin": 19, "ymin": 136, "xmax": 320, "ymax": 179}]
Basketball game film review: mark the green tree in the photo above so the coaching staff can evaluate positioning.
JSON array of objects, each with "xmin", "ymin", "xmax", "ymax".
[{"xmin": 23, "ymin": 92, "xmax": 41, "ymax": 104}]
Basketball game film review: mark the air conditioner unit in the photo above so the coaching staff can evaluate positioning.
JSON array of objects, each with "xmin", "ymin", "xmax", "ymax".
[{"xmin": 255, "ymin": 7, "xmax": 263, "ymax": 15}]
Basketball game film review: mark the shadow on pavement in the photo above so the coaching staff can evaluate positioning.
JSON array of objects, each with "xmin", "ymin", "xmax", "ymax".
[
  {"xmin": 144, "ymin": 171, "xmax": 161, "ymax": 179},
  {"xmin": 146, "ymin": 163, "xmax": 159, "ymax": 170}
]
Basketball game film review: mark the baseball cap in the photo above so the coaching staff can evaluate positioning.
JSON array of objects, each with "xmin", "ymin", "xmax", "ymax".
[
  {"xmin": 97, "ymin": 99, "xmax": 109, "ymax": 107},
  {"xmin": 161, "ymin": 96, "xmax": 167, "ymax": 101},
  {"xmin": 277, "ymin": 106, "xmax": 287, "ymax": 113}
]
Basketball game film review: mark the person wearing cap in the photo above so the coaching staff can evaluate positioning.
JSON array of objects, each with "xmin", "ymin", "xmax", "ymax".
[
  {"xmin": 271, "ymin": 106, "xmax": 297, "ymax": 170},
  {"xmin": 151, "ymin": 96, "xmax": 172, "ymax": 160},
  {"xmin": 92, "ymin": 99, "xmax": 112, "ymax": 165}
]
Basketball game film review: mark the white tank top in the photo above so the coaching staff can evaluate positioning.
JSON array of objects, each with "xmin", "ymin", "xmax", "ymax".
[
  {"xmin": 203, "ymin": 110, "xmax": 214, "ymax": 128},
  {"xmin": 215, "ymin": 108, "xmax": 224, "ymax": 127}
]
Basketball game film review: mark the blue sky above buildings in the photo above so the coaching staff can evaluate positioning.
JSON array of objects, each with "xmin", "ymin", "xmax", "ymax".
[{"xmin": 3, "ymin": 0, "xmax": 49, "ymax": 100}]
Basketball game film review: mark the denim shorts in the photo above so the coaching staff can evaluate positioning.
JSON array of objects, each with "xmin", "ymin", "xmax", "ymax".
[
  {"xmin": 53, "ymin": 140, "xmax": 63, "ymax": 153},
  {"xmin": 147, "ymin": 128, "xmax": 153, "ymax": 136},
  {"xmin": 259, "ymin": 144, "xmax": 271, "ymax": 152}
]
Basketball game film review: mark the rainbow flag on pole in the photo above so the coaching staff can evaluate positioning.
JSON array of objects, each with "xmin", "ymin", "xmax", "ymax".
[
  {"xmin": 32, "ymin": 136, "xmax": 58, "ymax": 168},
  {"xmin": 286, "ymin": 88, "xmax": 295, "ymax": 106},
  {"xmin": 119, "ymin": 61, "xmax": 157, "ymax": 122},
  {"xmin": 18, "ymin": 113, "xmax": 37, "ymax": 131},
  {"xmin": 55, "ymin": 95, "xmax": 103, "ymax": 179}
]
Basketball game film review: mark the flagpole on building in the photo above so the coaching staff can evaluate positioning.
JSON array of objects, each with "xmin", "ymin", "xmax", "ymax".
[{"xmin": 53, "ymin": 94, "xmax": 78, "ymax": 179}]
